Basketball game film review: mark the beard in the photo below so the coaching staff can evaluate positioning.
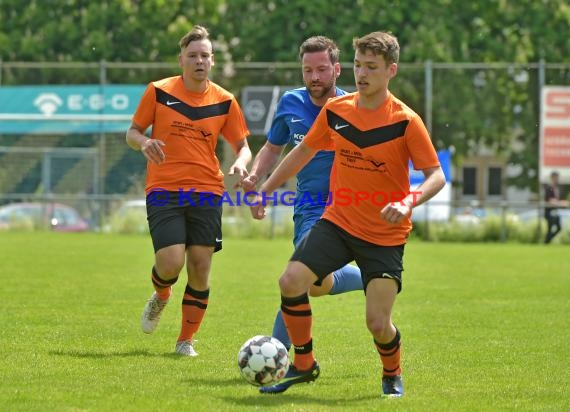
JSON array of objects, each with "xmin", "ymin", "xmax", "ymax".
[{"xmin": 306, "ymin": 80, "xmax": 335, "ymax": 100}]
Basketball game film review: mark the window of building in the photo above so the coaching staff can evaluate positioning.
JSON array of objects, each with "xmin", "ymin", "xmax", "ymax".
[
  {"xmin": 462, "ymin": 167, "xmax": 477, "ymax": 196},
  {"xmin": 488, "ymin": 167, "xmax": 502, "ymax": 196}
]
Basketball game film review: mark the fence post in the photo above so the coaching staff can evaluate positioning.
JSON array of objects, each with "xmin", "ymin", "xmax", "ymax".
[
  {"xmin": 500, "ymin": 200, "xmax": 508, "ymax": 242},
  {"xmin": 424, "ymin": 59, "xmax": 433, "ymax": 135},
  {"xmin": 96, "ymin": 60, "xmax": 108, "ymax": 230},
  {"xmin": 536, "ymin": 59, "xmax": 546, "ymax": 243},
  {"xmin": 423, "ymin": 60, "xmax": 433, "ymax": 239}
]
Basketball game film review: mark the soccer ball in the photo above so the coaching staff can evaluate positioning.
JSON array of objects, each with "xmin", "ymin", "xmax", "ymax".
[{"xmin": 237, "ymin": 335, "xmax": 289, "ymax": 386}]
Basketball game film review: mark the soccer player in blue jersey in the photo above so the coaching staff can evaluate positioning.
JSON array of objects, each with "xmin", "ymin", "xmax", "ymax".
[{"xmin": 242, "ymin": 36, "xmax": 363, "ymax": 352}]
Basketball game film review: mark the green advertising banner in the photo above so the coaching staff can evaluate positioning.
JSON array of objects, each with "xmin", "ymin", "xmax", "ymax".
[{"xmin": 0, "ymin": 85, "xmax": 145, "ymax": 134}]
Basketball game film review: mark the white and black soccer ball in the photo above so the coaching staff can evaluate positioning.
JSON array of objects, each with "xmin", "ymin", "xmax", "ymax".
[{"xmin": 237, "ymin": 335, "xmax": 289, "ymax": 386}]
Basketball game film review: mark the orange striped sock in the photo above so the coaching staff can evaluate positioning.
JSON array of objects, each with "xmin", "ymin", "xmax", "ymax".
[
  {"xmin": 151, "ymin": 266, "xmax": 176, "ymax": 300},
  {"xmin": 374, "ymin": 327, "xmax": 402, "ymax": 377},
  {"xmin": 281, "ymin": 294, "xmax": 314, "ymax": 371},
  {"xmin": 177, "ymin": 285, "xmax": 209, "ymax": 342}
]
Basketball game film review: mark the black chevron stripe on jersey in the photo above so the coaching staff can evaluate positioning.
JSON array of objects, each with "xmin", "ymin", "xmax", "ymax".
[
  {"xmin": 326, "ymin": 110, "xmax": 409, "ymax": 149},
  {"xmin": 155, "ymin": 88, "xmax": 232, "ymax": 120}
]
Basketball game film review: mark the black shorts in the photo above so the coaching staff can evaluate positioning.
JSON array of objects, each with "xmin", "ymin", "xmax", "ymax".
[
  {"xmin": 146, "ymin": 191, "xmax": 223, "ymax": 253},
  {"xmin": 291, "ymin": 219, "xmax": 405, "ymax": 292}
]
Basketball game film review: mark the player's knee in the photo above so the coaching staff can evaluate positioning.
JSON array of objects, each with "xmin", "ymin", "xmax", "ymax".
[
  {"xmin": 279, "ymin": 271, "xmax": 306, "ymax": 296},
  {"xmin": 278, "ymin": 272, "xmax": 295, "ymax": 295},
  {"xmin": 157, "ymin": 262, "xmax": 184, "ymax": 278},
  {"xmin": 187, "ymin": 259, "xmax": 211, "ymax": 277},
  {"xmin": 155, "ymin": 246, "xmax": 185, "ymax": 277},
  {"xmin": 366, "ymin": 314, "xmax": 392, "ymax": 339}
]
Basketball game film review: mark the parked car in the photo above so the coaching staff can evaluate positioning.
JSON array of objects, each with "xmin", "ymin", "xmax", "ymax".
[{"xmin": 0, "ymin": 202, "xmax": 89, "ymax": 232}]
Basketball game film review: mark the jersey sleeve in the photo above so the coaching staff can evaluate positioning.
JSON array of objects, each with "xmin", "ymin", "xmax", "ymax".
[
  {"xmin": 132, "ymin": 83, "xmax": 156, "ymax": 131},
  {"xmin": 221, "ymin": 96, "xmax": 250, "ymax": 148},
  {"xmin": 406, "ymin": 115, "xmax": 440, "ymax": 170},
  {"xmin": 267, "ymin": 95, "xmax": 292, "ymax": 146},
  {"xmin": 267, "ymin": 117, "xmax": 290, "ymax": 146},
  {"xmin": 302, "ymin": 106, "xmax": 334, "ymax": 151}
]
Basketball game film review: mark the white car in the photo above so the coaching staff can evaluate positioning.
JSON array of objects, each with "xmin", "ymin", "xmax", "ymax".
[
  {"xmin": 105, "ymin": 199, "xmax": 147, "ymax": 234},
  {"xmin": 116, "ymin": 199, "xmax": 146, "ymax": 215}
]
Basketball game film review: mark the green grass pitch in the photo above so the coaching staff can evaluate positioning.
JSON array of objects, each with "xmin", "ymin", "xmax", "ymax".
[{"xmin": 1, "ymin": 232, "xmax": 569, "ymax": 411}]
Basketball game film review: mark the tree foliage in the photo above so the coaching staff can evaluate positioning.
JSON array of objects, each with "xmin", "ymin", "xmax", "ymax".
[{"xmin": 3, "ymin": 0, "xmax": 568, "ymax": 64}]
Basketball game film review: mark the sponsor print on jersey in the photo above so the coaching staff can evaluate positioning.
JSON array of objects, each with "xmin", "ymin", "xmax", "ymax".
[
  {"xmin": 339, "ymin": 148, "xmax": 388, "ymax": 173},
  {"xmin": 292, "ymin": 133, "xmax": 305, "ymax": 145}
]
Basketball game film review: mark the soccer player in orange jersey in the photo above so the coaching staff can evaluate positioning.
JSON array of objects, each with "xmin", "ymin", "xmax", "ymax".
[
  {"xmin": 126, "ymin": 25, "xmax": 251, "ymax": 356},
  {"xmin": 251, "ymin": 31, "xmax": 445, "ymax": 396}
]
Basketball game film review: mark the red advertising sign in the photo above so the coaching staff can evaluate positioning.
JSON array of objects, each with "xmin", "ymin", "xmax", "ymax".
[{"xmin": 540, "ymin": 86, "xmax": 570, "ymax": 182}]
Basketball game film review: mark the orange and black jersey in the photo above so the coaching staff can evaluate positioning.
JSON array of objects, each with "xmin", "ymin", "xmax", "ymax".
[
  {"xmin": 133, "ymin": 76, "xmax": 249, "ymax": 195},
  {"xmin": 303, "ymin": 92, "xmax": 440, "ymax": 246}
]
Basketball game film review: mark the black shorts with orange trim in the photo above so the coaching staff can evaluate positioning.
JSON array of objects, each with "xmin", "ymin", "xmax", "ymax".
[
  {"xmin": 146, "ymin": 191, "xmax": 222, "ymax": 253},
  {"xmin": 290, "ymin": 218, "xmax": 405, "ymax": 292}
]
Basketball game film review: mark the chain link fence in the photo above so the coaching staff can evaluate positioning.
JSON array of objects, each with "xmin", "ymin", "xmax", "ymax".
[{"xmin": 0, "ymin": 61, "xmax": 568, "ymax": 241}]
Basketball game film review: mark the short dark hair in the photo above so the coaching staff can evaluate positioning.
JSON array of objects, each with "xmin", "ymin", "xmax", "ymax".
[
  {"xmin": 299, "ymin": 36, "xmax": 340, "ymax": 64},
  {"xmin": 178, "ymin": 25, "xmax": 211, "ymax": 50},
  {"xmin": 352, "ymin": 31, "xmax": 399, "ymax": 64}
]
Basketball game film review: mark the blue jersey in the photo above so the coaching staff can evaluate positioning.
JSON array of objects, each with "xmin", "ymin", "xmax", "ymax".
[{"xmin": 267, "ymin": 87, "xmax": 347, "ymax": 218}]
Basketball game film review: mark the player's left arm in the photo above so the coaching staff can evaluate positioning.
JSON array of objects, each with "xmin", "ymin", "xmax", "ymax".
[
  {"xmin": 404, "ymin": 115, "xmax": 446, "ymax": 208},
  {"xmin": 381, "ymin": 166, "xmax": 445, "ymax": 224},
  {"xmin": 223, "ymin": 97, "xmax": 252, "ymax": 184},
  {"xmin": 408, "ymin": 166, "xmax": 446, "ymax": 207},
  {"xmin": 381, "ymin": 115, "xmax": 446, "ymax": 224}
]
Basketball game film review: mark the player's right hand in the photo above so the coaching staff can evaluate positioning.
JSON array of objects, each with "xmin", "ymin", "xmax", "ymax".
[
  {"xmin": 241, "ymin": 174, "xmax": 258, "ymax": 192},
  {"xmin": 141, "ymin": 138, "xmax": 166, "ymax": 164},
  {"xmin": 250, "ymin": 194, "xmax": 266, "ymax": 220}
]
